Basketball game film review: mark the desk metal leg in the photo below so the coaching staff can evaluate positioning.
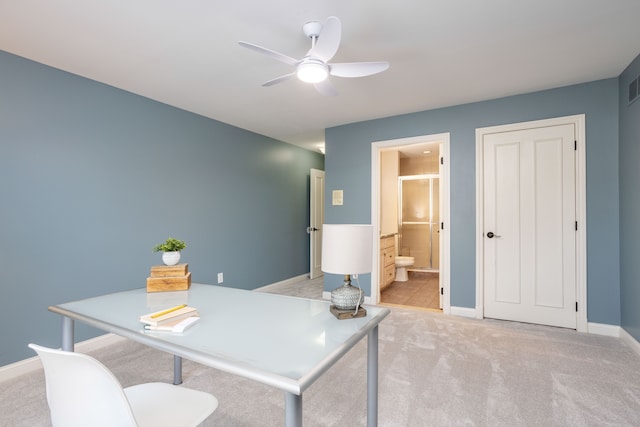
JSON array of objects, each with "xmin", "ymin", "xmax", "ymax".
[
  {"xmin": 62, "ymin": 317, "xmax": 74, "ymax": 352},
  {"xmin": 173, "ymin": 355, "xmax": 183, "ymax": 385},
  {"xmin": 285, "ymin": 392, "xmax": 302, "ymax": 427},
  {"xmin": 367, "ymin": 325, "xmax": 379, "ymax": 427}
]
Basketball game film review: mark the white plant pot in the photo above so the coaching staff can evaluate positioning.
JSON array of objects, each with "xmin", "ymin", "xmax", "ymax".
[{"xmin": 162, "ymin": 251, "xmax": 181, "ymax": 266}]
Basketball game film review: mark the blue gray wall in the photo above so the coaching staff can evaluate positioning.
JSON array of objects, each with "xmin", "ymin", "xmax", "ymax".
[
  {"xmin": 325, "ymin": 79, "xmax": 621, "ymax": 326},
  {"xmin": 619, "ymin": 52, "xmax": 640, "ymax": 342},
  {"xmin": 0, "ymin": 51, "xmax": 324, "ymax": 365}
]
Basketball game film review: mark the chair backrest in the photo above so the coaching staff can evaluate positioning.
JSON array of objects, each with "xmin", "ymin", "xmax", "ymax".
[{"xmin": 29, "ymin": 343, "xmax": 139, "ymax": 427}]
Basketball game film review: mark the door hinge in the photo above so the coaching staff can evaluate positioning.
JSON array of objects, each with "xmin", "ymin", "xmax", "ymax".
[
  {"xmin": 575, "ymin": 302, "xmax": 578, "ymax": 312},
  {"xmin": 440, "ymin": 222, "xmax": 444, "ymax": 230},
  {"xmin": 440, "ymin": 156, "xmax": 444, "ymax": 165},
  {"xmin": 575, "ymin": 221, "xmax": 578, "ymax": 231},
  {"xmin": 440, "ymin": 288, "xmax": 444, "ymax": 295},
  {"xmin": 574, "ymin": 140, "xmax": 577, "ymax": 150}
]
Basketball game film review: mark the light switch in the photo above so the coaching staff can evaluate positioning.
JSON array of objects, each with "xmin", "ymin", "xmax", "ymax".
[{"xmin": 332, "ymin": 190, "xmax": 344, "ymax": 206}]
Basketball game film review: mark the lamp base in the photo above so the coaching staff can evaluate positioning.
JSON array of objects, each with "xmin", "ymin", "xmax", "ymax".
[
  {"xmin": 330, "ymin": 275, "xmax": 364, "ymax": 310},
  {"xmin": 330, "ymin": 305, "xmax": 367, "ymax": 320}
]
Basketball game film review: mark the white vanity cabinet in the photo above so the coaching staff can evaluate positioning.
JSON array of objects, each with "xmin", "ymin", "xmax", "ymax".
[{"xmin": 380, "ymin": 236, "xmax": 395, "ymax": 290}]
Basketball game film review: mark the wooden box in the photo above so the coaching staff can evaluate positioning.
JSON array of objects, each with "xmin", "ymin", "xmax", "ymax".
[
  {"xmin": 150, "ymin": 263, "xmax": 188, "ymax": 277},
  {"xmin": 146, "ymin": 264, "xmax": 191, "ymax": 292}
]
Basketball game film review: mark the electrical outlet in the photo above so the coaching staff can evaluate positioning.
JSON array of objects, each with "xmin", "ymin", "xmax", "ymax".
[{"xmin": 217, "ymin": 272, "xmax": 223, "ymax": 284}]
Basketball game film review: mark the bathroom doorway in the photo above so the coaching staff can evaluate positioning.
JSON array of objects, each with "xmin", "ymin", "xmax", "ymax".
[{"xmin": 371, "ymin": 133, "xmax": 450, "ymax": 313}]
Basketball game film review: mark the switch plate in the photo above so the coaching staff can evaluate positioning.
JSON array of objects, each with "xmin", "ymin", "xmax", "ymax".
[
  {"xmin": 217, "ymin": 272, "xmax": 223, "ymax": 284},
  {"xmin": 332, "ymin": 190, "xmax": 344, "ymax": 206}
]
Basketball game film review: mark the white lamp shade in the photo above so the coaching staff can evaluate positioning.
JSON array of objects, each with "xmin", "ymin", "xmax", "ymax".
[{"xmin": 321, "ymin": 224, "xmax": 373, "ymax": 275}]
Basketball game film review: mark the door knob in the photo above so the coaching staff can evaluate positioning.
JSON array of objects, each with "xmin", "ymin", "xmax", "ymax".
[{"xmin": 486, "ymin": 231, "xmax": 501, "ymax": 238}]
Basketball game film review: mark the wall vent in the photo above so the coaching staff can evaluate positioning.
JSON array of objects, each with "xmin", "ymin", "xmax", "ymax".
[{"xmin": 629, "ymin": 75, "xmax": 639, "ymax": 105}]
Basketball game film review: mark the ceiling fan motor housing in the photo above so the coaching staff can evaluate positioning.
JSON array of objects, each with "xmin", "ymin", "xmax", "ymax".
[{"xmin": 302, "ymin": 21, "xmax": 323, "ymax": 39}]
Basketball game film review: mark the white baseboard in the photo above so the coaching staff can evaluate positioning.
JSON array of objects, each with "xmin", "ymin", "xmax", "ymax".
[
  {"xmin": 620, "ymin": 327, "xmax": 640, "ymax": 357},
  {"xmin": 450, "ymin": 306, "xmax": 477, "ymax": 319},
  {"xmin": 0, "ymin": 333, "xmax": 125, "ymax": 383},
  {"xmin": 254, "ymin": 274, "xmax": 309, "ymax": 292},
  {"xmin": 587, "ymin": 322, "xmax": 621, "ymax": 337}
]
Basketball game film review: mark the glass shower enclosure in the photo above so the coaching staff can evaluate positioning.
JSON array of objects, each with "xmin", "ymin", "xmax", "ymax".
[{"xmin": 398, "ymin": 175, "xmax": 440, "ymax": 271}]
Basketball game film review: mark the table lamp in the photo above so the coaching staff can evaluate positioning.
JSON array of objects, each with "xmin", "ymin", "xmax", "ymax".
[{"xmin": 322, "ymin": 224, "xmax": 373, "ymax": 314}]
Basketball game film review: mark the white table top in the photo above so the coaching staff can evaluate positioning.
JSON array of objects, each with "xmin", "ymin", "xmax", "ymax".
[{"xmin": 50, "ymin": 283, "xmax": 390, "ymax": 395}]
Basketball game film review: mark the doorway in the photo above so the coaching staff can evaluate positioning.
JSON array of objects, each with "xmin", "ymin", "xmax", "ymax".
[
  {"xmin": 371, "ymin": 134, "xmax": 450, "ymax": 313},
  {"xmin": 476, "ymin": 115, "xmax": 587, "ymax": 331}
]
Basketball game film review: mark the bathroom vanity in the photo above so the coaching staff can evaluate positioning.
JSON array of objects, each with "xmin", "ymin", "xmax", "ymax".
[{"xmin": 380, "ymin": 235, "xmax": 396, "ymax": 290}]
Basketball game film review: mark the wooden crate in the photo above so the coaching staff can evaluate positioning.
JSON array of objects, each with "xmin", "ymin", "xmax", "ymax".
[
  {"xmin": 150, "ymin": 263, "xmax": 189, "ymax": 277},
  {"xmin": 146, "ymin": 271, "xmax": 192, "ymax": 293}
]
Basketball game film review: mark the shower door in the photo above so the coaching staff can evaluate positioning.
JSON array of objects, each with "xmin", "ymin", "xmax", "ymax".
[{"xmin": 398, "ymin": 175, "xmax": 440, "ymax": 271}]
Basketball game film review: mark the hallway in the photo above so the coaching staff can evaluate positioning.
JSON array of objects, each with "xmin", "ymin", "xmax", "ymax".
[{"xmin": 380, "ymin": 271, "xmax": 441, "ymax": 311}]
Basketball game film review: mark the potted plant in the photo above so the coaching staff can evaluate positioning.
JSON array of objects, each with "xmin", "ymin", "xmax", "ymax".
[{"xmin": 152, "ymin": 237, "xmax": 186, "ymax": 266}]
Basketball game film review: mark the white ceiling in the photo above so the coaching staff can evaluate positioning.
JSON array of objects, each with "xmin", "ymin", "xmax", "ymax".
[{"xmin": 2, "ymin": 1, "xmax": 640, "ymax": 153}]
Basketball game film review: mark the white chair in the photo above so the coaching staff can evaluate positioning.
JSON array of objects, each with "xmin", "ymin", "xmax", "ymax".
[{"xmin": 29, "ymin": 343, "xmax": 218, "ymax": 427}]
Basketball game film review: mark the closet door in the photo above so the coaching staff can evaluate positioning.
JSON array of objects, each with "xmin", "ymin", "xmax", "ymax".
[{"xmin": 482, "ymin": 124, "xmax": 576, "ymax": 328}]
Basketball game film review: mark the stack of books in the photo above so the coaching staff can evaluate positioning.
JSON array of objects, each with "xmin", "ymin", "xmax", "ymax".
[
  {"xmin": 139, "ymin": 304, "xmax": 200, "ymax": 332},
  {"xmin": 146, "ymin": 263, "xmax": 191, "ymax": 292}
]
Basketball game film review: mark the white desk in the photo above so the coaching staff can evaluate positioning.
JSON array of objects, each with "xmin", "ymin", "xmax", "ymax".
[{"xmin": 49, "ymin": 283, "xmax": 390, "ymax": 426}]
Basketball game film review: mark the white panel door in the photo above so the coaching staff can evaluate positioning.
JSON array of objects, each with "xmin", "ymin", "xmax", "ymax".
[
  {"xmin": 483, "ymin": 124, "xmax": 576, "ymax": 328},
  {"xmin": 309, "ymin": 169, "xmax": 325, "ymax": 279}
]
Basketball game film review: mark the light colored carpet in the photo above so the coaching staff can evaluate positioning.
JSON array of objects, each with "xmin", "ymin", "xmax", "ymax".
[{"xmin": 2, "ymin": 280, "xmax": 640, "ymax": 426}]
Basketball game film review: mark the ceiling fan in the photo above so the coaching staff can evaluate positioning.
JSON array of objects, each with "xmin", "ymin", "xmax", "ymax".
[{"xmin": 238, "ymin": 16, "xmax": 390, "ymax": 96}]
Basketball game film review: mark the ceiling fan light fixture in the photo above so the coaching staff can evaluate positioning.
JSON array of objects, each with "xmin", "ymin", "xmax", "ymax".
[
  {"xmin": 239, "ymin": 16, "xmax": 388, "ymax": 95},
  {"xmin": 297, "ymin": 61, "xmax": 328, "ymax": 83}
]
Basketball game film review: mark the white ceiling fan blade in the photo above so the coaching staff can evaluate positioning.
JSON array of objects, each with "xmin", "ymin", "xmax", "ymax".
[
  {"xmin": 309, "ymin": 16, "xmax": 341, "ymax": 62},
  {"xmin": 262, "ymin": 73, "xmax": 297, "ymax": 87},
  {"xmin": 238, "ymin": 41, "xmax": 299, "ymax": 66},
  {"xmin": 314, "ymin": 80, "xmax": 338, "ymax": 96},
  {"xmin": 329, "ymin": 61, "xmax": 390, "ymax": 78}
]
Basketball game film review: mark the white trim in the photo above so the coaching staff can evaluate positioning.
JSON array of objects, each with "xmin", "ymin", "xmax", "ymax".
[
  {"xmin": 574, "ymin": 115, "xmax": 588, "ymax": 332},
  {"xmin": 475, "ymin": 115, "xmax": 588, "ymax": 332},
  {"xmin": 620, "ymin": 328, "xmax": 640, "ymax": 357},
  {"xmin": 450, "ymin": 306, "xmax": 477, "ymax": 319},
  {"xmin": 254, "ymin": 274, "xmax": 310, "ymax": 292},
  {"xmin": 475, "ymin": 136, "xmax": 485, "ymax": 320},
  {"xmin": 371, "ymin": 133, "xmax": 451, "ymax": 313},
  {"xmin": 0, "ymin": 333, "xmax": 126, "ymax": 383},
  {"xmin": 587, "ymin": 322, "xmax": 620, "ymax": 337}
]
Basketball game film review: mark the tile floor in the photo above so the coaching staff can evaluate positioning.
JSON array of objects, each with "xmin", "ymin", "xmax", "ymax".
[{"xmin": 380, "ymin": 271, "xmax": 441, "ymax": 310}]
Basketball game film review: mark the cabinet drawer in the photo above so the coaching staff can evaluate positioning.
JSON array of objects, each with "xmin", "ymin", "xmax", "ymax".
[
  {"xmin": 380, "ymin": 236, "xmax": 394, "ymax": 249},
  {"xmin": 382, "ymin": 249, "xmax": 395, "ymax": 267},
  {"xmin": 384, "ymin": 265, "xmax": 395, "ymax": 285}
]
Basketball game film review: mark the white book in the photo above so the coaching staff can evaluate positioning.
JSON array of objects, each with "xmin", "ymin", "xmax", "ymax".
[{"xmin": 143, "ymin": 316, "xmax": 200, "ymax": 333}]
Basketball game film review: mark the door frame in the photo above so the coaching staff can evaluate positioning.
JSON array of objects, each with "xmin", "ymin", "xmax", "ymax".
[
  {"xmin": 475, "ymin": 114, "xmax": 587, "ymax": 332},
  {"xmin": 371, "ymin": 133, "xmax": 451, "ymax": 313}
]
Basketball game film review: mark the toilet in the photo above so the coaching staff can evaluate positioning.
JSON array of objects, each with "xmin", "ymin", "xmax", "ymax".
[{"xmin": 395, "ymin": 256, "xmax": 415, "ymax": 282}]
